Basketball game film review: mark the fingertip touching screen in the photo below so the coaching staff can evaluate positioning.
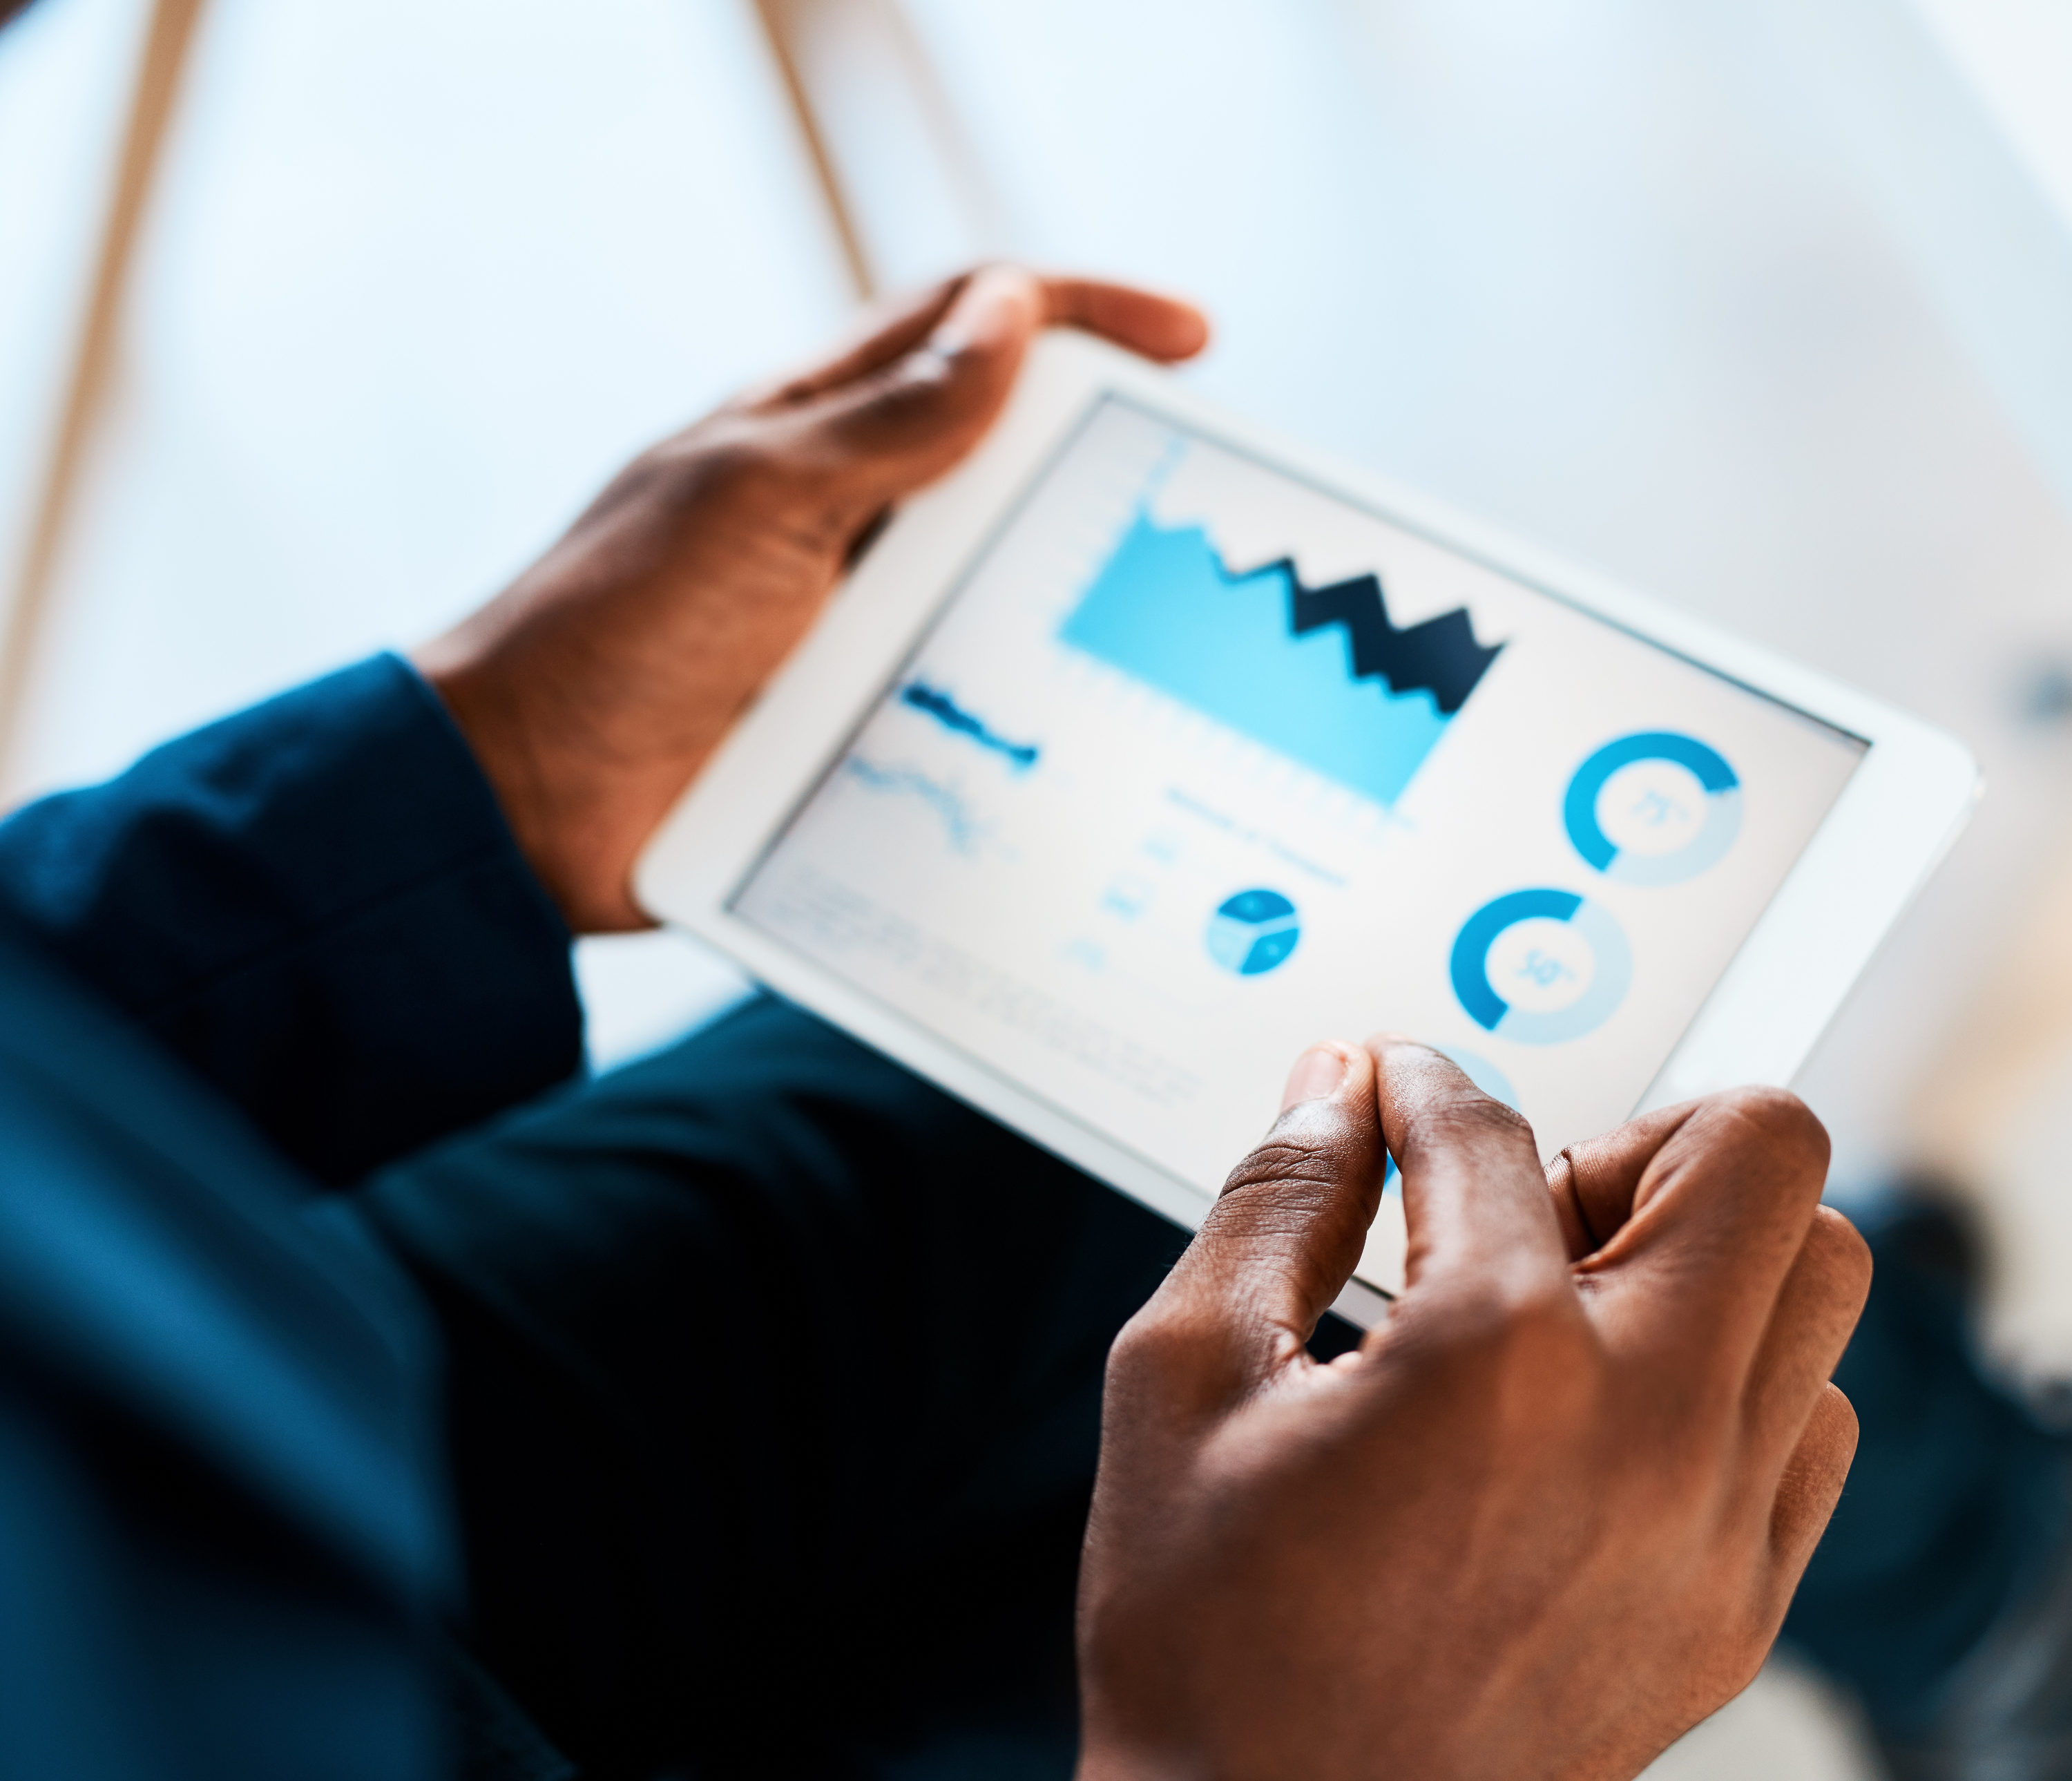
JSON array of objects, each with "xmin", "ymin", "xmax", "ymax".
[{"xmin": 729, "ymin": 395, "xmax": 1866, "ymax": 1197}]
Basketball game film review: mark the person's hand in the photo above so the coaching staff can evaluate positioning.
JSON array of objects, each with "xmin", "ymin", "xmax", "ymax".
[
  {"xmin": 414, "ymin": 265, "xmax": 1208, "ymax": 933},
  {"xmin": 1077, "ymin": 1040, "xmax": 1870, "ymax": 1781}
]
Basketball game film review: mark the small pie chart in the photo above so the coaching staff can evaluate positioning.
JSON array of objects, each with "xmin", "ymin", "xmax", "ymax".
[
  {"xmin": 1564, "ymin": 732, "xmax": 1740, "ymax": 886},
  {"xmin": 1206, "ymin": 888, "xmax": 1301, "ymax": 976},
  {"xmin": 1450, "ymin": 888, "xmax": 1631, "ymax": 1044}
]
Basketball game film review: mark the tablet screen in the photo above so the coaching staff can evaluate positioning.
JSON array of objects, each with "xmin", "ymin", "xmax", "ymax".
[{"xmin": 729, "ymin": 394, "xmax": 1866, "ymax": 1205}]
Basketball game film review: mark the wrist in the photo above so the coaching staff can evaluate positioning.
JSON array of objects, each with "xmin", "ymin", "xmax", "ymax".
[{"xmin": 412, "ymin": 641, "xmax": 646, "ymax": 934}]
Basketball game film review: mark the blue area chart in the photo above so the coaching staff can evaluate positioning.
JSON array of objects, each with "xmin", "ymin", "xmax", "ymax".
[
  {"xmin": 1061, "ymin": 508, "xmax": 1501, "ymax": 808},
  {"xmin": 1205, "ymin": 888, "xmax": 1301, "ymax": 976},
  {"xmin": 1564, "ymin": 732, "xmax": 1740, "ymax": 886},
  {"xmin": 1450, "ymin": 888, "xmax": 1632, "ymax": 1044}
]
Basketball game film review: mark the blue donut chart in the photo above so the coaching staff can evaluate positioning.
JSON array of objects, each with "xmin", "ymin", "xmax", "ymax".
[
  {"xmin": 1564, "ymin": 731, "xmax": 1740, "ymax": 886},
  {"xmin": 1449, "ymin": 888, "xmax": 1633, "ymax": 1044}
]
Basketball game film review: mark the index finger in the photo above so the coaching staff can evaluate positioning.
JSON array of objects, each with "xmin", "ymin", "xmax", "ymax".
[{"xmin": 1370, "ymin": 1036, "xmax": 1571, "ymax": 1306}]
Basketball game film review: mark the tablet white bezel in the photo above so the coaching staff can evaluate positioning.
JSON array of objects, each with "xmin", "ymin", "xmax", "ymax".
[{"xmin": 635, "ymin": 331, "xmax": 1979, "ymax": 1322}]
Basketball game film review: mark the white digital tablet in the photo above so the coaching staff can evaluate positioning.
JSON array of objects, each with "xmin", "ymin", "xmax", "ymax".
[{"xmin": 636, "ymin": 330, "xmax": 1977, "ymax": 1325}]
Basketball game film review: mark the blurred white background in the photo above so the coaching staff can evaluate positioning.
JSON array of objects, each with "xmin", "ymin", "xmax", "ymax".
[{"xmin": 5, "ymin": 3, "xmax": 2072, "ymax": 1771}]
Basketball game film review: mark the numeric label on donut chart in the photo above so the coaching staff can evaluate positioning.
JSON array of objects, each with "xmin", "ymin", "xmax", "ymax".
[
  {"xmin": 1450, "ymin": 889, "xmax": 1633, "ymax": 1044},
  {"xmin": 1564, "ymin": 732, "xmax": 1740, "ymax": 886}
]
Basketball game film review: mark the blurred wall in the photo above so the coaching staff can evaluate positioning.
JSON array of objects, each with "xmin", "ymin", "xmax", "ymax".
[{"xmin": 821, "ymin": 0, "xmax": 2072, "ymax": 1228}]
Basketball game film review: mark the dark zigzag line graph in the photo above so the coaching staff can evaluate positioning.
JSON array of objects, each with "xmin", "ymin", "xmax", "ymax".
[
  {"xmin": 1060, "ymin": 506, "xmax": 1503, "ymax": 808},
  {"xmin": 1285, "ymin": 566, "xmax": 1499, "ymax": 716}
]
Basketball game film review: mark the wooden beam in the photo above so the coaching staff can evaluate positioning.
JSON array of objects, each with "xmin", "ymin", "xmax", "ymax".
[
  {"xmin": 748, "ymin": 0, "xmax": 877, "ymax": 301},
  {"xmin": 748, "ymin": 0, "xmax": 999, "ymax": 297},
  {"xmin": 0, "ymin": 0, "xmax": 209, "ymax": 783}
]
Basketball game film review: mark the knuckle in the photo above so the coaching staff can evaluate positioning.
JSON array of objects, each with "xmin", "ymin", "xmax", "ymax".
[
  {"xmin": 1106, "ymin": 1300, "xmax": 1214, "ymax": 1386},
  {"xmin": 1218, "ymin": 1132, "xmax": 1343, "ymax": 1202},
  {"xmin": 1410, "ymin": 1094, "xmax": 1536, "ymax": 1158},
  {"xmin": 1830, "ymin": 1398, "xmax": 1863, "ymax": 1474},
  {"xmin": 1713, "ymin": 1086, "xmax": 1830, "ymax": 1172},
  {"xmin": 1810, "ymin": 1380, "xmax": 1861, "ymax": 1465},
  {"xmin": 888, "ymin": 341, "xmax": 961, "ymax": 393},
  {"xmin": 1804, "ymin": 1207, "xmax": 1874, "ymax": 1304},
  {"xmin": 956, "ymin": 258, "xmax": 1042, "ymax": 302},
  {"xmin": 847, "ymin": 349, "xmax": 985, "ymax": 441},
  {"xmin": 1103, "ymin": 1299, "xmax": 1254, "ymax": 1425},
  {"xmin": 961, "ymin": 256, "xmax": 1028, "ymax": 283}
]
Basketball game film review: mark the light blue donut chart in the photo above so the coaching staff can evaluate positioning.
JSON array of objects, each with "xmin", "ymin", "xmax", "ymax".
[
  {"xmin": 1564, "ymin": 731, "xmax": 1741, "ymax": 886},
  {"xmin": 1449, "ymin": 888, "xmax": 1633, "ymax": 1044},
  {"xmin": 1205, "ymin": 888, "xmax": 1301, "ymax": 976}
]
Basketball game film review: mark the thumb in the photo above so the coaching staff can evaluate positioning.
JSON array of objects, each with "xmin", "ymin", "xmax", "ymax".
[{"xmin": 1154, "ymin": 1042, "xmax": 1386, "ymax": 1393}]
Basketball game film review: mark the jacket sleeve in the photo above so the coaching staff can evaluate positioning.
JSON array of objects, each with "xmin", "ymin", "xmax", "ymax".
[{"xmin": 0, "ymin": 653, "xmax": 584, "ymax": 1183}]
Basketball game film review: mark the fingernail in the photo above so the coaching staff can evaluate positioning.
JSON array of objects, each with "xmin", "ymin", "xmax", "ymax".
[{"xmin": 1280, "ymin": 1043, "xmax": 1349, "ymax": 1112}]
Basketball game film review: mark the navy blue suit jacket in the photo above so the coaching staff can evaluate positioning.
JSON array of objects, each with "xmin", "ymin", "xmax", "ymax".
[{"xmin": 0, "ymin": 656, "xmax": 582, "ymax": 1780}]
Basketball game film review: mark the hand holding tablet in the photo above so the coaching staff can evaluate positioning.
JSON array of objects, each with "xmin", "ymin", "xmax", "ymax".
[{"xmin": 414, "ymin": 268, "xmax": 1209, "ymax": 933}]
